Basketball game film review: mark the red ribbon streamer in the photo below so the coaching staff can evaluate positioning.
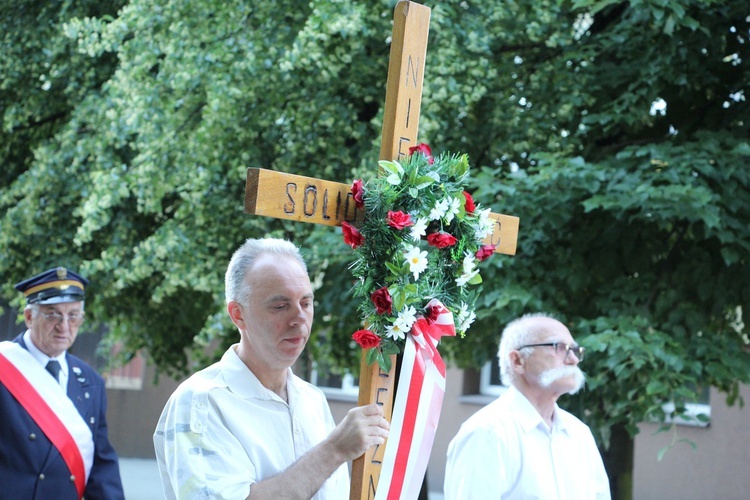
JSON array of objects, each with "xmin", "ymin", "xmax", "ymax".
[{"xmin": 384, "ymin": 299, "xmax": 455, "ymax": 499}]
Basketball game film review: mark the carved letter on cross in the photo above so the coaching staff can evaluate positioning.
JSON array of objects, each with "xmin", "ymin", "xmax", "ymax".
[{"xmin": 243, "ymin": 2, "xmax": 519, "ymax": 499}]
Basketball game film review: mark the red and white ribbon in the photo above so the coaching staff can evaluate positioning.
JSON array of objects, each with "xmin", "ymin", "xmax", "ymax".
[{"xmin": 375, "ymin": 299, "xmax": 455, "ymax": 500}]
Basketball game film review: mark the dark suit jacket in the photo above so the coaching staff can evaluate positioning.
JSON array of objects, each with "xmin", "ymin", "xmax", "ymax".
[{"xmin": 0, "ymin": 334, "xmax": 124, "ymax": 500}]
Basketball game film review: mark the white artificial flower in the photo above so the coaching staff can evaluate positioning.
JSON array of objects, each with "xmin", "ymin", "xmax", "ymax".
[
  {"xmin": 461, "ymin": 251, "xmax": 476, "ymax": 274},
  {"xmin": 461, "ymin": 311, "xmax": 476, "ymax": 331},
  {"xmin": 396, "ymin": 305, "xmax": 418, "ymax": 331},
  {"xmin": 403, "ymin": 245, "xmax": 428, "ymax": 280},
  {"xmin": 385, "ymin": 322, "xmax": 407, "ymax": 341},
  {"xmin": 456, "ymin": 270, "xmax": 479, "ymax": 287},
  {"xmin": 443, "ymin": 196, "xmax": 461, "ymax": 224},
  {"xmin": 456, "ymin": 302, "xmax": 477, "ymax": 332},
  {"xmin": 473, "ymin": 208, "xmax": 494, "ymax": 239},
  {"xmin": 455, "ymin": 252, "xmax": 479, "ymax": 286},
  {"xmin": 410, "ymin": 217, "xmax": 428, "ymax": 242},
  {"xmin": 429, "ymin": 198, "xmax": 449, "ymax": 221}
]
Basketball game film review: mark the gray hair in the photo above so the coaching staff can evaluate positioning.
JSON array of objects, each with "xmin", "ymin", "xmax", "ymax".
[
  {"xmin": 498, "ymin": 312, "xmax": 558, "ymax": 386},
  {"xmin": 224, "ymin": 238, "xmax": 307, "ymax": 306}
]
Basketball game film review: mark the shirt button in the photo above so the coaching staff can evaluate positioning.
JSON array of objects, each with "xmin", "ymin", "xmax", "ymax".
[
  {"xmin": 39, "ymin": 474, "xmax": 45, "ymax": 480},
  {"xmin": 29, "ymin": 433, "xmax": 37, "ymax": 440},
  {"xmin": 195, "ymin": 402, "xmax": 203, "ymax": 409},
  {"xmin": 195, "ymin": 422, "xmax": 202, "ymax": 429},
  {"xmin": 70, "ymin": 475, "xmax": 76, "ymax": 482}
]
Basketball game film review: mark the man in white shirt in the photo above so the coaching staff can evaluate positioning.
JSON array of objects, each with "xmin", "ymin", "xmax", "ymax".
[
  {"xmin": 154, "ymin": 238, "xmax": 390, "ymax": 499},
  {"xmin": 444, "ymin": 313, "xmax": 611, "ymax": 499}
]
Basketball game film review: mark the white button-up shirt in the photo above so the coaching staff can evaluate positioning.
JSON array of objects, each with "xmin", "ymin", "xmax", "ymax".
[
  {"xmin": 154, "ymin": 345, "xmax": 349, "ymax": 499},
  {"xmin": 444, "ymin": 385, "xmax": 611, "ymax": 499}
]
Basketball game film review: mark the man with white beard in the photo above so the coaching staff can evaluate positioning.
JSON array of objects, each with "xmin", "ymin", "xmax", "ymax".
[{"xmin": 444, "ymin": 313, "xmax": 611, "ymax": 499}]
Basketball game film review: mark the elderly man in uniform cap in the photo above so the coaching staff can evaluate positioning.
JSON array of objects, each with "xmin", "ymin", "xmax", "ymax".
[{"xmin": 0, "ymin": 267, "xmax": 124, "ymax": 500}]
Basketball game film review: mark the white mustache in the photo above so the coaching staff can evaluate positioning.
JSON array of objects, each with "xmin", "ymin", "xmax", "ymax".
[{"xmin": 539, "ymin": 366, "xmax": 585, "ymax": 395}]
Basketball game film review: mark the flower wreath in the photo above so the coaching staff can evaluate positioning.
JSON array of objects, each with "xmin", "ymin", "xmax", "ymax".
[{"xmin": 342, "ymin": 144, "xmax": 496, "ymax": 372}]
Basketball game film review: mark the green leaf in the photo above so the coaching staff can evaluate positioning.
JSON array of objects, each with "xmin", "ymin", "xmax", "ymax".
[
  {"xmin": 386, "ymin": 173, "xmax": 402, "ymax": 185},
  {"xmin": 657, "ymin": 444, "xmax": 669, "ymax": 462},
  {"xmin": 376, "ymin": 350, "xmax": 392, "ymax": 373},
  {"xmin": 382, "ymin": 342, "xmax": 400, "ymax": 355},
  {"xmin": 413, "ymin": 175, "xmax": 437, "ymax": 189},
  {"xmin": 366, "ymin": 347, "xmax": 378, "ymax": 366},
  {"xmin": 385, "ymin": 262, "xmax": 402, "ymax": 275},
  {"xmin": 378, "ymin": 160, "xmax": 404, "ymax": 177}
]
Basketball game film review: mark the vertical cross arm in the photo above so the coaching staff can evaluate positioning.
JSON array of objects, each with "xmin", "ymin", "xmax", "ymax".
[
  {"xmin": 379, "ymin": 1, "xmax": 431, "ymax": 163},
  {"xmin": 351, "ymin": 3, "xmax": 431, "ymax": 499}
]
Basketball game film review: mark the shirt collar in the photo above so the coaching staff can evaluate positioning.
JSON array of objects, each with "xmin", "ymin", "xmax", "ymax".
[
  {"xmin": 23, "ymin": 330, "xmax": 68, "ymax": 377},
  {"xmin": 507, "ymin": 385, "xmax": 571, "ymax": 435},
  {"xmin": 221, "ymin": 344, "xmax": 294, "ymax": 403}
]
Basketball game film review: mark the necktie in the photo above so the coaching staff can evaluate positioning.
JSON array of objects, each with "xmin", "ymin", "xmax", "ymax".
[{"xmin": 46, "ymin": 360, "xmax": 61, "ymax": 382}]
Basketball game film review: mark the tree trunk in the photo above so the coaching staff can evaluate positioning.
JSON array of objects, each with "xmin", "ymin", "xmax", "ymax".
[{"xmin": 601, "ymin": 423, "xmax": 634, "ymax": 500}]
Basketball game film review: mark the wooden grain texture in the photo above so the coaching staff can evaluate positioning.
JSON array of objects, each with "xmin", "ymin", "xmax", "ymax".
[
  {"xmin": 378, "ymin": 1, "xmax": 431, "ymax": 163},
  {"xmin": 244, "ymin": 168, "xmax": 364, "ymax": 226},
  {"xmin": 349, "ymin": 353, "xmax": 397, "ymax": 500}
]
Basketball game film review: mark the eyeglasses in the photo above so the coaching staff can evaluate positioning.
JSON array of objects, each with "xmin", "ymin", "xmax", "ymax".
[
  {"xmin": 517, "ymin": 342, "xmax": 585, "ymax": 361},
  {"xmin": 37, "ymin": 311, "xmax": 85, "ymax": 327}
]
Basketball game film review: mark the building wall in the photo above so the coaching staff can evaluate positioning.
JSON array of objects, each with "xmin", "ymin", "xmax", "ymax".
[
  {"xmin": 632, "ymin": 384, "xmax": 750, "ymax": 500},
  {"xmin": 106, "ymin": 365, "xmax": 185, "ymax": 458}
]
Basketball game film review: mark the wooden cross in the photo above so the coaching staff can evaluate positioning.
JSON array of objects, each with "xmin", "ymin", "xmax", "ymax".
[{"xmin": 244, "ymin": 2, "xmax": 519, "ymax": 499}]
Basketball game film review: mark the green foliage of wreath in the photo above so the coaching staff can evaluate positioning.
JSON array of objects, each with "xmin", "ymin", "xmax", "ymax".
[{"xmin": 343, "ymin": 145, "xmax": 496, "ymax": 372}]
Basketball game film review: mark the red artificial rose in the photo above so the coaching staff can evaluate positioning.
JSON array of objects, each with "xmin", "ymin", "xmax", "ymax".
[
  {"xmin": 352, "ymin": 329, "xmax": 381, "ymax": 349},
  {"xmin": 463, "ymin": 191, "xmax": 476, "ymax": 214},
  {"xmin": 341, "ymin": 221, "xmax": 364, "ymax": 249},
  {"xmin": 408, "ymin": 143, "xmax": 434, "ymax": 165},
  {"xmin": 370, "ymin": 286, "xmax": 393, "ymax": 315},
  {"xmin": 427, "ymin": 232, "xmax": 458, "ymax": 249},
  {"xmin": 475, "ymin": 244, "xmax": 496, "ymax": 261},
  {"xmin": 386, "ymin": 210, "xmax": 413, "ymax": 230},
  {"xmin": 351, "ymin": 179, "xmax": 365, "ymax": 209}
]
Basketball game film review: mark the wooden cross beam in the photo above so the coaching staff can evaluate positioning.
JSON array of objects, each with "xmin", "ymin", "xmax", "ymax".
[{"xmin": 243, "ymin": 2, "xmax": 519, "ymax": 499}]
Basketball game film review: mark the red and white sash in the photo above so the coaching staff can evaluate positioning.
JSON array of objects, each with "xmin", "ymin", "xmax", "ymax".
[
  {"xmin": 0, "ymin": 342, "xmax": 94, "ymax": 499},
  {"xmin": 375, "ymin": 299, "xmax": 456, "ymax": 500}
]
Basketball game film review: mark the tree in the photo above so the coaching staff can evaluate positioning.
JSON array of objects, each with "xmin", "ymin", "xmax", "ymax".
[{"xmin": 2, "ymin": 1, "xmax": 749, "ymax": 497}]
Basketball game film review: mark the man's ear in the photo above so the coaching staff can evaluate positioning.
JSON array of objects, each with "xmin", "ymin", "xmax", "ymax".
[
  {"xmin": 227, "ymin": 301, "xmax": 246, "ymax": 331},
  {"xmin": 509, "ymin": 349, "xmax": 525, "ymax": 376},
  {"xmin": 23, "ymin": 308, "xmax": 34, "ymax": 328}
]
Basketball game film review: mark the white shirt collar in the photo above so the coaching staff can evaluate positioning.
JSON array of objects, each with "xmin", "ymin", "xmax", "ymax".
[
  {"xmin": 507, "ymin": 384, "xmax": 571, "ymax": 435},
  {"xmin": 221, "ymin": 344, "xmax": 294, "ymax": 403},
  {"xmin": 23, "ymin": 330, "xmax": 68, "ymax": 377}
]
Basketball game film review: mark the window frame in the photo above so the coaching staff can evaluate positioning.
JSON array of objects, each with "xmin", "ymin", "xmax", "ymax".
[{"xmin": 310, "ymin": 367, "xmax": 359, "ymax": 402}]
